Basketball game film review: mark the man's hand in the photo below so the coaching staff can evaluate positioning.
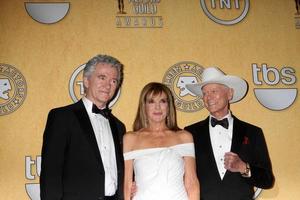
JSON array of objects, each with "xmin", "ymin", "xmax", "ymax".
[{"xmin": 224, "ymin": 152, "xmax": 246, "ymax": 173}]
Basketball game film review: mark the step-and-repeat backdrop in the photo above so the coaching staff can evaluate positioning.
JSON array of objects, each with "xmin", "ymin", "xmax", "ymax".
[{"xmin": 1, "ymin": 0, "xmax": 299, "ymax": 199}]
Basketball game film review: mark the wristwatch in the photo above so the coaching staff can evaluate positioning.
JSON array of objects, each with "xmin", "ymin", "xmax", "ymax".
[{"xmin": 241, "ymin": 162, "xmax": 251, "ymax": 177}]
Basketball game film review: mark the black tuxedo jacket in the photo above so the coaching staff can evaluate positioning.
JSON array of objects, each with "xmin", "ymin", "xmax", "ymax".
[
  {"xmin": 40, "ymin": 100, "xmax": 126, "ymax": 200},
  {"xmin": 185, "ymin": 116, "xmax": 274, "ymax": 200}
]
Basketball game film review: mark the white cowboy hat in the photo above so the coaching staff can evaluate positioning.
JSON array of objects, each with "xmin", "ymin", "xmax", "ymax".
[{"xmin": 186, "ymin": 67, "xmax": 248, "ymax": 103}]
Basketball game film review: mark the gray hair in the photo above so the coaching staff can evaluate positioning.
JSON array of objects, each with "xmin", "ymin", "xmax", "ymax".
[{"xmin": 83, "ymin": 54, "xmax": 124, "ymax": 87}]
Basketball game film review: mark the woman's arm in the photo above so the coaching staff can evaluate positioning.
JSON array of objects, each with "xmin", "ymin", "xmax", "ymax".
[
  {"xmin": 123, "ymin": 132, "xmax": 135, "ymax": 200},
  {"xmin": 124, "ymin": 159, "xmax": 134, "ymax": 200},
  {"xmin": 179, "ymin": 130, "xmax": 200, "ymax": 200},
  {"xmin": 184, "ymin": 156, "xmax": 200, "ymax": 200}
]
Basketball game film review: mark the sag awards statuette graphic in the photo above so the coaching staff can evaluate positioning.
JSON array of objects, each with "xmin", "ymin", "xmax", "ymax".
[
  {"xmin": 295, "ymin": 0, "xmax": 300, "ymax": 29},
  {"xmin": 116, "ymin": 0, "xmax": 163, "ymax": 28},
  {"xmin": 24, "ymin": 2, "xmax": 70, "ymax": 24},
  {"xmin": 0, "ymin": 63, "xmax": 27, "ymax": 116},
  {"xmin": 162, "ymin": 61, "xmax": 204, "ymax": 112},
  {"xmin": 69, "ymin": 63, "xmax": 121, "ymax": 107},
  {"xmin": 200, "ymin": 0, "xmax": 250, "ymax": 25}
]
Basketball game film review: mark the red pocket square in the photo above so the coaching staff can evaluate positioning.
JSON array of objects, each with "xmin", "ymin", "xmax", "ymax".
[{"xmin": 243, "ymin": 136, "xmax": 249, "ymax": 145}]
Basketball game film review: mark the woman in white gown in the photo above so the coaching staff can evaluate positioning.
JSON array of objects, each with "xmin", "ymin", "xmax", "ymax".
[{"xmin": 123, "ymin": 82, "xmax": 200, "ymax": 200}]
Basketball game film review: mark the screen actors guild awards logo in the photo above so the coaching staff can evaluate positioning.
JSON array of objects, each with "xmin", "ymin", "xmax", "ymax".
[
  {"xmin": 116, "ymin": 0, "xmax": 163, "ymax": 28},
  {"xmin": 162, "ymin": 61, "xmax": 204, "ymax": 112},
  {"xmin": 0, "ymin": 63, "xmax": 27, "ymax": 116}
]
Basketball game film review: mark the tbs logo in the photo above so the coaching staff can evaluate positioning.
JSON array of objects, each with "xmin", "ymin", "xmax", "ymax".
[
  {"xmin": 252, "ymin": 63, "xmax": 297, "ymax": 110},
  {"xmin": 25, "ymin": 156, "xmax": 41, "ymax": 200}
]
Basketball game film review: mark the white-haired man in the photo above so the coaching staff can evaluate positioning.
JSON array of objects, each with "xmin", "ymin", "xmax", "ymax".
[
  {"xmin": 40, "ymin": 54, "xmax": 126, "ymax": 200},
  {"xmin": 185, "ymin": 67, "xmax": 275, "ymax": 200}
]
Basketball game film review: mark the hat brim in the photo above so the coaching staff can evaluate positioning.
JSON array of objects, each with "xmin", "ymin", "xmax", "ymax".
[{"xmin": 186, "ymin": 75, "xmax": 248, "ymax": 103}]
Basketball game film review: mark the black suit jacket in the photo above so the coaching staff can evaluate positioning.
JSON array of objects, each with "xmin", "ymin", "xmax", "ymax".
[
  {"xmin": 40, "ymin": 100, "xmax": 126, "ymax": 200},
  {"xmin": 185, "ymin": 116, "xmax": 274, "ymax": 200}
]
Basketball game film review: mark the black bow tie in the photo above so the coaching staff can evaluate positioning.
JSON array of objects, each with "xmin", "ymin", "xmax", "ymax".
[
  {"xmin": 92, "ymin": 104, "xmax": 111, "ymax": 119},
  {"xmin": 211, "ymin": 117, "xmax": 229, "ymax": 129}
]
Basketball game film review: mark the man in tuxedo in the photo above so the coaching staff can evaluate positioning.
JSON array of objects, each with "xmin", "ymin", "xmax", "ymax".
[
  {"xmin": 40, "ymin": 54, "xmax": 126, "ymax": 200},
  {"xmin": 185, "ymin": 67, "xmax": 275, "ymax": 200}
]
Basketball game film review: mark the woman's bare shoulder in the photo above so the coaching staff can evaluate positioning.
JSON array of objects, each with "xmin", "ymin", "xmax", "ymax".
[
  {"xmin": 123, "ymin": 130, "xmax": 148, "ymax": 152},
  {"xmin": 123, "ymin": 131, "xmax": 138, "ymax": 141},
  {"xmin": 123, "ymin": 132, "xmax": 139, "ymax": 152},
  {"xmin": 176, "ymin": 129, "xmax": 194, "ymax": 143}
]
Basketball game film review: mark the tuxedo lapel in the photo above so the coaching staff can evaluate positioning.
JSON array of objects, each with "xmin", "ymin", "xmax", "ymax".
[
  {"xmin": 73, "ymin": 100, "xmax": 104, "ymax": 172},
  {"xmin": 108, "ymin": 118, "xmax": 123, "ymax": 168},
  {"xmin": 223, "ymin": 116, "xmax": 245, "ymax": 180},
  {"xmin": 202, "ymin": 117, "xmax": 216, "ymax": 161},
  {"xmin": 230, "ymin": 116, "xmax": 244, "ymax": 154},
  {"xmin": 108, "ymin": 114, "xmax": 125, "ymax": 198}
]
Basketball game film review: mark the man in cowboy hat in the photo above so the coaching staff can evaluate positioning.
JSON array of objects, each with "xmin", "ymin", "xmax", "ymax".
[{"xmin": 184, "ymin": 67, "xmax": 275, "ymax": 200}]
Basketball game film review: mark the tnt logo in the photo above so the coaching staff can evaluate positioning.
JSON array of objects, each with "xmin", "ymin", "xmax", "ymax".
[
  {"xmin": 252, "ymin": 63, "xmax": 297, "ymax": 110},
  {"xmin": 200, "ymin": 0, "xmax": 250, "ymax": 25}
]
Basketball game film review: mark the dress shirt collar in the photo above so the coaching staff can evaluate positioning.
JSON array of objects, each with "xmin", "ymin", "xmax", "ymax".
[
  {"xmin": 82, "ymin": 97, "xmax": 94, "ymax": 115},
  {"xmin": 82, "ymin": 97, "xmax": 107, "ymax": 117},
  {"xmin": 209, "ymin": 111, "xmax": 233, "ymax": 129}
]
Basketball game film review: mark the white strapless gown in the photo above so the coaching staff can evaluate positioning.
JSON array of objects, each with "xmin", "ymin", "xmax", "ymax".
[{"xmin": 124, "ymin": 143, "xmax": 195, "ymax": 200}]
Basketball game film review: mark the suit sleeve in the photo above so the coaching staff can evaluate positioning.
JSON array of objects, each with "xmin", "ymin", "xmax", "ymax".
[
  {"xmin": 40, "ymin": 109, "xmax": 70, "ymax": 200},
  {"xmin": 245, "ymin": 128, "xmax": 275, "ymax": 189}
]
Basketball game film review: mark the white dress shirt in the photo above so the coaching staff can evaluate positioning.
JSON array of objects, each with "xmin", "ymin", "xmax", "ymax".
[
  {"xmin": 209, "ymin": 112, "xmax": 233, "ymax": 180},
  {"xmin": 83, "ymin": 97, "xmax": 118, "ymax": 195}
]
